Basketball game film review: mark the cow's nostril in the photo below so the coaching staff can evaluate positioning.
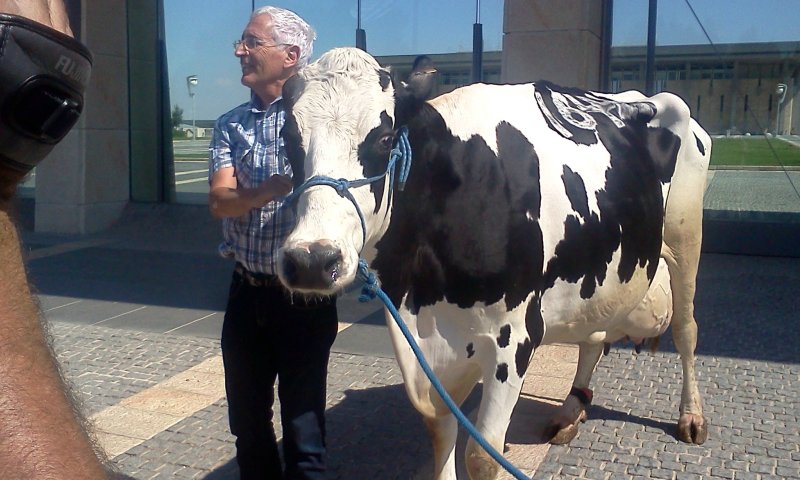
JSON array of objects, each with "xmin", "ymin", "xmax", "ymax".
[
  {"xmin": 324, "ymin": 258, "xmax": 339, "ymax": 280},
  {"xmin": 282, "ymin": 245, "xmax": 343, "ymax": 290}
]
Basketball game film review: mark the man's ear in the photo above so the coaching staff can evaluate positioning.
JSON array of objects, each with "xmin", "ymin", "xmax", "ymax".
[{"xmin": 285, "ymin": 45, "xmax": 301, "ymax": 69}]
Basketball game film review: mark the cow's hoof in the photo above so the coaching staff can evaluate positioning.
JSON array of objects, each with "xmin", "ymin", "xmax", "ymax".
[
  {"xmin": 465, "ymin": 453, "xmax": 500, "ymax": 480},
  {"xmin": 677, "ymin": 413, "xmax": 708, "ymax": 444},
  {"xmin": 544, "ymin": 410, "xmax": 587, "ymax": 445}
]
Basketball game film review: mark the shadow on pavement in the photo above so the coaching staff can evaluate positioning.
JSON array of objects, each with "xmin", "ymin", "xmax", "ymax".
[
  {"xmin": 587, "ymin": 404, "xmax": 677, "ymax": 439},
  {"xmin": 202, "ymin": 384, "xmax": 430, "ymax": 480},
  {"xmin": 656, "ymin": 253, "xmax": 800, "ymax": 363},
  {"xmin": 26, "ymin": 247, "xmax": 231, "ymax": 311}
]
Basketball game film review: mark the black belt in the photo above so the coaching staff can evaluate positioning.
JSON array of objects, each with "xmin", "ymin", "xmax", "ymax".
[{"xmin": 234, "ymin": 263, "xmax": 283, "ymax": 288}]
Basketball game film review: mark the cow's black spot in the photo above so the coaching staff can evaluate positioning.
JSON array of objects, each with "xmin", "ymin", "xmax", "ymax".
[
  {"xmin": 525, "ymin": 299, "xmax": 545, "ymax": 349},
  {"xmin": 646, "ymin": 126, "xmax": 681, "ymax": 182},
  {"xmin": 466, "ymin": 343, "xmax": 475, "ymax": 358},
  {"xmin": 538, "ymin": 81, "xmax": 672, "ymax": 288},
  {"xmin": 373, "ymin": 107, "xmax": 543, "ymax": 314},
  {"xmin": 534, "ymin": 81, "xmax": 599, "ymax": 146},
  {"xmin": 562, "ymin": 166, "xmax": 590, "ymax": 220},
  {"xmin": 544, "ymin": 212, "xmax": 613, "ymax": 299},
  {"xmin": 496, "ymin": 363, "xmax": 509, "ymax": 383},
  {"xmin": 281, "ymin": 111, "xmax": 306, "ymax": 190},
  {"xmin": 281, "ymin": 76, "xmax": 308, "ymax": 190},
  {"xmin": 514, "ymin": 338, "xmax": 533, "ymax": 378},
  {"xmin": 378, "ymin": 68, "xmax": 392, "ymax": 91},
  {"xmin": 497, "ymin": 324, "xmax": 511, "ymax": 348},
  {"xmin": 356, "ymin": 111, "xmax": 396, "ymax": 213},
  {"xmin": 695, "ymin": 133, "xmax": 705, "ymax": 156}
]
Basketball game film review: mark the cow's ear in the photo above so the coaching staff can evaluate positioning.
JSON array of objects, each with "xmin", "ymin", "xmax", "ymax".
[
  {"xmin": 394, "ymin": 76, "xmax": 428, "ymax": 127},
  {"xmin": 406, "ymin": 69, "xmax": 436, "ymax": 100},
  {"xmin": 282, "ymin": 73, "xmax": 306, "ymax": 108}
]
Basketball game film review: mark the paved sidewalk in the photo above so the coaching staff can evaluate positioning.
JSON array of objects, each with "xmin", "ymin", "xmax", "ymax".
[{"xmin": 18, "ymin": 202, "xmax": 800, "ymax": 479}]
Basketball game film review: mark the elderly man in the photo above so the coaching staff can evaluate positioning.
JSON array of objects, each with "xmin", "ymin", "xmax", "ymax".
[{"xmin": 208, "ymin": 6, "xmax": 338, "ymax": 479}]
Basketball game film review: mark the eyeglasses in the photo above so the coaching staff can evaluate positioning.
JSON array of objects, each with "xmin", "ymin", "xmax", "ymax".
[{"xmin": 233, "ymin": 37, "xmax": 288, "ymax": 51}]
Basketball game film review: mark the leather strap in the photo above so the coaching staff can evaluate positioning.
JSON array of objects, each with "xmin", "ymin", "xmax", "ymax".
[{"xmin": 569, "ymin": 386, "xmax": 593, "ymax": 407}]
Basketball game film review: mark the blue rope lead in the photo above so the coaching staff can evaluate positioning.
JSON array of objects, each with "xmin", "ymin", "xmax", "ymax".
[
  {"xmin": 282, "ymin": 127, "xmax": 412, "ymax": 250},
  {"xmin": 356, "ymin": 261, "xmax": 530, "ymax": 480}
]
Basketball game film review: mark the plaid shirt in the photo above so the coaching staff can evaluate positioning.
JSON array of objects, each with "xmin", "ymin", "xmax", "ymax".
[{"xmin": 209, "ymin": 96, "xmax": 294, "ymax": 274}]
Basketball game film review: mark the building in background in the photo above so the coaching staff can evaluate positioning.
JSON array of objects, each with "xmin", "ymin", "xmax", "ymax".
[
  {"xmin": 610, "ymin": 42, "xmax": 800, "ymax": 135},
  {"xmin": 379, "ymin": 41, "xmax": 800, "ymax": 136}
]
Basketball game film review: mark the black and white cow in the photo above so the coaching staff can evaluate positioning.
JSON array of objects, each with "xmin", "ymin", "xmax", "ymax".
[{"xmin": 278, "ymin": 48, "xmax": 710, "ymax": 480}]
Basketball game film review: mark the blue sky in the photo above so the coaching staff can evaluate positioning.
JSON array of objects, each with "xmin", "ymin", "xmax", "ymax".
[{"xmin": 164, "ymin": 0, "xmax": 800, "ymax": 121}]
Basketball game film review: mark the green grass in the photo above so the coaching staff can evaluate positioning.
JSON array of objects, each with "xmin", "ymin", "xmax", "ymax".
[
  {"xmin": 174, "ymin": 137, "xmax": 800, "ymax": 166},
  {"xmin": 711, "ymin": 137, "xmax": 800, "ymax": 167}
]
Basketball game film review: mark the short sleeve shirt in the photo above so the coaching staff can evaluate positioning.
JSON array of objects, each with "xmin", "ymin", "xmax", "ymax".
[{"xmin": 209, "ymin": 96, "xmax": 294, "ymax": 274}]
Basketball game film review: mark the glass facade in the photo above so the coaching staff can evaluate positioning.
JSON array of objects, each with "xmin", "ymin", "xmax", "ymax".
[{"xmin": 15, "ymin": 0, "xmax": 798, "ymax": 243}]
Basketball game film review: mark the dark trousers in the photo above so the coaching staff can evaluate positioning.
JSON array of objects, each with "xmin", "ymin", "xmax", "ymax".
[{"xmin": 221, "ymin": 268, "xmax": 338, "ymax": 480}]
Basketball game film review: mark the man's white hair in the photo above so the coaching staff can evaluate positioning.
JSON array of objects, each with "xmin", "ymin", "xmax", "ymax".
[{"xmin": 253, "ymin": 6, "xmax": 316, "ymax": 69}]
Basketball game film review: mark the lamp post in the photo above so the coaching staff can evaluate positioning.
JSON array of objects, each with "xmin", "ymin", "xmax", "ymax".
[
  {"xmin": 775, "ymin": 83, "xmax": 787, "ymax": 135},
  {"xmin": 355, "ymin": 0, "xmax": 366, "ymax": 51},
  {"xmin": 471, "ymin": 0, "xmax": 483, "ymax": 84},
  {"xmin": 186, "ymin": 75, "xmax": 198, "ymax": 139}
]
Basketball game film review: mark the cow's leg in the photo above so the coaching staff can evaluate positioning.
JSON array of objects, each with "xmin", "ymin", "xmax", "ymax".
[
  {"xmin": 664, "ymin": 245, "xmax": 708, "ymax": 444},
  {"xmin": 662, "ymin": 149, "xmax": 709, "ymax": 444},
  {"xmin": 423, "ymin": 366, "xmax": 482, "ymax": 480},
  {"xmin": 545, "ymin": 341, "xmax": 603, "ymax": 444},
  {"xmin": 464, "ymin": 364, "xmax": 525, "ymax": 479},
  {"xmin": 385, "ymin": 307, "xmax": 484, "ymax": 480}
]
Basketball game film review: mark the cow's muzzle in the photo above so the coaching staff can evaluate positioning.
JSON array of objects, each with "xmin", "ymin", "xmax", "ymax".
[{"xmin": 280, "ymin": 243, "xmax": 344, "ymax": 291}]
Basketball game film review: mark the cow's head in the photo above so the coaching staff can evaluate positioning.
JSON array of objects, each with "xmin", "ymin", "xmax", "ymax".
[{"xmin": 278, "ymin": 47, "xmax": 426, "ymax": 295}]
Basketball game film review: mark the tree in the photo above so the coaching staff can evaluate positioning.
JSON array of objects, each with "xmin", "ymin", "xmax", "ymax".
[{"xmin": 171, "ymin": 104, "xmax": 184, "ymax": 129}]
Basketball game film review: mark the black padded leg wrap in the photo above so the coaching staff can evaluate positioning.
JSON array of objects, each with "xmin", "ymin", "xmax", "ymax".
[{"xmin": 569, "ymin": 386, "xmax": 593, "ymax": 407}]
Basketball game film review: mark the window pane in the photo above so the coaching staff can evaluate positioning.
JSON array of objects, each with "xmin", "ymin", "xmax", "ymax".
[{"xmin": 612, "ymin": 0, "xmax": 800, "ymax": 224}]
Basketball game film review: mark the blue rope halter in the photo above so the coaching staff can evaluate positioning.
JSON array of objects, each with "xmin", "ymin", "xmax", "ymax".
[
  {"xmin": 284, "ymin": 126, "xmax": 529, "ymax": 480},
  {"xmin": 282, "ymin": 126, "xmax": 412, "ymax": 251}
]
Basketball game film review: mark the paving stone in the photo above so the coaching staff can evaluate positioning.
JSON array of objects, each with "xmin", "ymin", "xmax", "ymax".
[{"xmin": 42, "ymin": 251, "xmax": 800, "ymax": 479}]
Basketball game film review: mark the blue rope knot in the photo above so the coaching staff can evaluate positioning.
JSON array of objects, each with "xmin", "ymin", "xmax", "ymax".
[
  {"xmin": 356, "ymin": 259, "xmax": 380, "ymax": 302},
  {"xmin": 333, "ymin": 179, "xmax": 351, "ymax": 196}
]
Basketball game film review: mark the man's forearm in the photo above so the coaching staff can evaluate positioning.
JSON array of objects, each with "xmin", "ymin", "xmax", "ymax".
[
  {"xmin": 209, "ymin": 185, "xmax": 272, "ymax": 219},
  {"xmin": 0, "ymin": 211, "xmax": 107, "ymax": 480}
]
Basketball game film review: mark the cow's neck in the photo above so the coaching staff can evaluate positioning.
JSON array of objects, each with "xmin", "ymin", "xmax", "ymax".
[{"xmin": 371, "ymin": 104, "xmax": 545, "ymax": 315}]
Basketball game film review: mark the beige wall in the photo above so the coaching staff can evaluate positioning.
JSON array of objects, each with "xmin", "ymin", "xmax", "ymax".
[
  {"xmin": 502, "ymin": 0, "xmax": 606, "ymax": 89},
  {"xmin": 35, "ymin": 0, "xmax": 130, "ymax": 234}
]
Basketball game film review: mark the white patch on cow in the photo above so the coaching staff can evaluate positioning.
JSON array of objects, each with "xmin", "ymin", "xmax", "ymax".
[
  {"xmin": 386, "ymin": 294, "xmax": 533, "ymax": 416},
  {"xmin": 540, "ymin": 246, "xmax": 653, "ymax": 345},
  {"xmin": 430, "ymin": 83, "xmax": 539, "ymax": 156}
]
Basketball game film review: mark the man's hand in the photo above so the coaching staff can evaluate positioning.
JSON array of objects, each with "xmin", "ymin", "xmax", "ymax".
[
  {"xmin": 209, "ymin": 170, "xmax": 295, "ymax": 219},
  {"xmin": 0, "ymin": 0, "xmax": 72, "ymax": 36},
  {"xmin": 260, "ymin": 174, "xmax": 293, "ymax": 204}
]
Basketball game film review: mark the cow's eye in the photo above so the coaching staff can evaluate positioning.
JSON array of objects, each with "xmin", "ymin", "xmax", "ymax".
[{"xmin": 378, "ymin": 134, "xmax": 394, "ymax": 150}]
